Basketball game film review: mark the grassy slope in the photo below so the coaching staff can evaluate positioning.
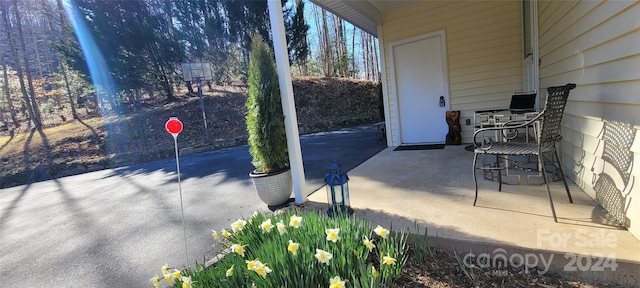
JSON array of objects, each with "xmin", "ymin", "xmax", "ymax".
[{"xmin": 0, "ymin": 77, "xmax": 381, "ymax": 188}]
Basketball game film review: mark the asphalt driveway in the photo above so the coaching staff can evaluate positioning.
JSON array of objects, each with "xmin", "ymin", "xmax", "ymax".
[{"xmin": 0, "ymin": 124, "xmax": 385, "ymax": 288}]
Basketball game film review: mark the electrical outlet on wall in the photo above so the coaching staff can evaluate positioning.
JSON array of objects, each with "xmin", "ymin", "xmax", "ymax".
[{"xmin": 465, "ymin": 119, "xmax": 471, "ymax": 125}]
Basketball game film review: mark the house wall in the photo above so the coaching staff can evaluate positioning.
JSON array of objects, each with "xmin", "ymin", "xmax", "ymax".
[
  {"xmin": 537, "ymin": 0, "xmax": 640, "ymax": 238},
  {"xmin": 381, "ymin": 0, "xmax": 523, "ymax": 145}
]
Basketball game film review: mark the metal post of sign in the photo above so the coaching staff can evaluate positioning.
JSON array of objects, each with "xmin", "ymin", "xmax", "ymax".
[
  {"xmin": 195, "ymin": 78, "xmax": 209, "ymax": 140},
  {"xmin": 165, "ymin": 117, "xmax": 188, "ymax": 266}
]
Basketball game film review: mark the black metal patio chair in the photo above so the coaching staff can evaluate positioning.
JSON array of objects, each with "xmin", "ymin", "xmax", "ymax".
[{"xmin": 472, "ymin": 83, "xmax": 577, "ymax": 222}]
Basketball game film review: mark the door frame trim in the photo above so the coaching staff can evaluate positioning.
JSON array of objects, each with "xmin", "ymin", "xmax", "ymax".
[{"xmin": 388, "ymin": 30, "xmax": 450, "ymax": 145}]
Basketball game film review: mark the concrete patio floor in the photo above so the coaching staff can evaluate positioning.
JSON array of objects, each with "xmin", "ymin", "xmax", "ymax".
[{"xmin": 306, "ymin": 145, "xmax": 640, "ymax": 286}]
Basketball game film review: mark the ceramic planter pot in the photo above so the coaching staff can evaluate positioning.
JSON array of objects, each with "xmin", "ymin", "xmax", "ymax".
[{"xmin": 249, "ymin": 168, "xmax": 292, "ymax": 206}]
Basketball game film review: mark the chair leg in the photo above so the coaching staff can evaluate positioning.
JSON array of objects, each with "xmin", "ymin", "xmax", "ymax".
[
  {"xmin": 473, "ymin": 153, "xmax": 479, "ymax": 206},
  {"xmin": 496, "ymin": 155, "xmax": 502, "ymax": 191},
  {"xmin": 539, "ymin": 153, "xmax": 558, "ymax": 222},
  {"xmin": 553, "ymin": 150, "xmax": 573, "ymax": 203}
]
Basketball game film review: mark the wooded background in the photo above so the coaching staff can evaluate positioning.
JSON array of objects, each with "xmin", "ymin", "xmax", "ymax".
[{"xmin": 0, "ymin": 0, "xmax": 380, "ymax": 131}]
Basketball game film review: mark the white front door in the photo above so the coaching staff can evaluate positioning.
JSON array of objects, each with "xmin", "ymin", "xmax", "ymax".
[{"xmin": 392, "ymin": 32, "xmax": 449, "ymax": 144}]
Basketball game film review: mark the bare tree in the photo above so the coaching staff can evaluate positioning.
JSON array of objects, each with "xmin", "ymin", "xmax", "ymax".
[
  {"xmin": 53, "ymin": 0, "xmax": 78, "ymax": 119},
  {"xmin": 1, "ymin": 0, "xmax": 39, "ymax": 128},
  {"xmin": 320, "ymin": 7, "xmax": 332, "ymax": 76},
  {"xmin": 372, "ymin": 35, "xmax": 379, "ymax": 81},
  {"xmin": 1, "ymin": 58, "xmax": 19, "ymax": 129},
  {"xmin": 12, "ymin": 0, "xmax": 43, "ymax": 127}
]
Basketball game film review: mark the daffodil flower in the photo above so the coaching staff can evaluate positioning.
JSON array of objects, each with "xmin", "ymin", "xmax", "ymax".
[
  {"xmin": 211, "ymin": 230, "xmax": 219, "ymax": 240},
  {"xmin": 315, "ymin": 249, "xmax": 333, "ymax": 265},
  {"xmin": 288, "ymin": 240, "xmax": 299, "ymax": 255},
  {"xmin": 254, "ymin": 263, "xmax": 272, "ymax": 278},
  {"xmin": 221, "ymin": 229, "xmax": 231, "ymax": 238},
  {"xmin": 276, "ymin": 220, "xmax": 287, "ymax": 235},
  {"xmin": 329, "ymin": 276, "xmax": 346, "ymax": 288},
  {"xmin": 246, "ymin": 259, "xmax": 260, "ymax": 271},
  {"xmin": 149, "ymin": 276, "xmax": 161, "ymax": 287},
  {"xmin": 260, "ymin": 219, "xmax": 274, "ymax": 233},
  {"xmin": 230, "ymin": 244, "xmax": 246, "ymax": 257},
  {"xmin": 382, "ymin": 255, "xmax": 396, "ymax": 265},
  {"xmin": 371, "ymin": 266, "xmax": 379, "ymax": 277},
  {"xmin": 172, "ymin": 269, "xmax": 182, "ymax": 281},
  {"xmin": 231, "ymin": 219, "xmax": 247, "ymax": 233},
  {"xmin": 161, "ymin": 264, "xmax": 170, "ymax": 276},
  {"xmin": 226, "ymin": 265, "xmax": 234, "ymax": 277},
  {"xmin": 373, "ymin": 225, "xmax": 390, "ymax": 239},
  {"xmin": 325, "ymin": 228, "xmax": 340, "ymax": 243},
  {"xmin": 163, "ymin": 273, "xmax": 174, "ymax": 285},
  {"xmin": 289, "ymin": 215, "xmax": 302, "ymax": 228},
  {"xmin": 363, "ymin": 236, "xmax": 375, "ymax": 251},
  {"xmin": 181, "ymin": 276, "xmax": 193, "ymax": 288}
]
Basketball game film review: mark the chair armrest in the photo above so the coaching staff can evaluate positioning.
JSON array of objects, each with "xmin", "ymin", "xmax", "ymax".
[
  {"xmin": 474, "ymin": 108, "xmax": 509, "ymax": 114},
  {"xmin": 473, "ymin": 112, "xmax": 543, "ymax": 148}
]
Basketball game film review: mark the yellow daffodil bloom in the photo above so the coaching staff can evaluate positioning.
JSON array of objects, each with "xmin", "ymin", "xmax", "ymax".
[
  {"xmin": 163, "ymin": 273, "xmax": 174, "ymax": 285},
  {"xmin": 226, "ymin": 265, "xmax": 234, "ymax": 277},
  {"xmin": 260, "ymin": 219, "xmax": 274, "ymax": 233},
  {"xmin": 363, "ymin": 236, "xmax": 375, "ymax": 251},
  {"xmin": 382, "ymin": 255, "xmax": 396, "ymax": 265},
  {"xmin": 221, "ymin": 229, "xmax": 231, "ymax": 238},
  {"xmin": 276, "ymin": 220, "xmax": 287, "ymax": 235},
  {"xmin": 211, "ymin": 230, "xmax": 219, "ymax": 240},
  {"xmin": 289, "ymin": 215, "xmax": 302, "ymax": 228},
  {"xmin": 373, "ymin": 225, "xmax": 389, "ymax": 239},
  {"xmin": 172, "ymin": 269, "xmax": 182, "ymax": 281},
  {"xmin": 288, "ymin": 240, "xmax": 299, "ymax": 255},
  {"xmin": 182, "ymin": 276, "xmax": 193, "ymax": 288},
  {"xmin": 254, "ymin": 263, "xmax": 272, "ymax": 278},
  {"xmin": 231, "ymin": 244, "xmax": 246, "ymax": 257},
  {"xmin": 329, "ymin": 276, "xmax": 346, "ymax": 288},
  {"xmin": 149, "ymin": 276, "xmax": 161, "ymax": 287},
  {"xmin": 315, "ymin": 249, "xmax": 333, "ymax": 265},
  {"xmin": 246, "ymin": 259, "xmax": 260, "ymax": 271},
  {"xmin": 325, "ymin": 228, "xmax": 340, "ymax": 243},
  {"xmin": 161, "ymin": 264, "xmax": 170, "ymax": 276},
  {"xmin": 231, "ymin": 219, "xmax": 247, "ymax": 233},
  {"xmin": 371, "ymin": 266, "xmax": 379, "ymax": 277}
]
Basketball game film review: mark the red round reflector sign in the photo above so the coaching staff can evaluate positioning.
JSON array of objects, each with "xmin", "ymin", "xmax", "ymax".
[{"xmin": 165, "ymin": 117, "xmax": 183, "ymax": 136}]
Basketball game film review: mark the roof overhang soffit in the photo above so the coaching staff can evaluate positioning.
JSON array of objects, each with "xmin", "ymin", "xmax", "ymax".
[{"xmin": 309, "ymin": 0, "xmax": 383, "ymax": 37}]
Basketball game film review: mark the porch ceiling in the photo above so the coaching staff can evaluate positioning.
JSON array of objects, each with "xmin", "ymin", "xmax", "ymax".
[{"xmin": 310, "ymin": 0, "xmax": 421, "ymax": 37}]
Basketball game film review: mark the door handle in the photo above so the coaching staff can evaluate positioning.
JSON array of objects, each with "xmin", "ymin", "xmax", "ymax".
[{"xmin": 439, "ymin": 96, "xmax": 445, "ymax": 107}]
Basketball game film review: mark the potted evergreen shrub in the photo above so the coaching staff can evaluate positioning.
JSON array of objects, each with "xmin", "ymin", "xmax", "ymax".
[{"xmin": 246, "ymin": 34, "xmax": 292, "ymax": 206}]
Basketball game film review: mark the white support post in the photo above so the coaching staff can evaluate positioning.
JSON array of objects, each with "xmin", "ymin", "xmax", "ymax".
[
  {"xmin": 268, "ymin": 0, "xmax": 307, "ymax": 204},
  {"xmin": 376, "ymin": 25, "xmax": 392, "ymax": 147}
]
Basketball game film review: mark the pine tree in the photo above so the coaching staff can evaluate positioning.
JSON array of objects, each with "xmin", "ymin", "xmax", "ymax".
[{"xmin": 285, "ymin": 0, "xmax": 309, "ymax": 76}]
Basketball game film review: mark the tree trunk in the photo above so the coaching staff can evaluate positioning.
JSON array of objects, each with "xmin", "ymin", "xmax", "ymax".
[
  {"xmin": 55, "ymin": 0, "xmax": 78, "ymax": 119},
  {"xmin": 372, "ymin": 36, "xmax": 379, "ymax": 81},
  {"xmin": 60, "ymin": 62, "xmax": 78, "ymax": 119},
  {"xmin": 351, "ymin": 25, "xmax": 355, "ymax": 78},
  {"xmin": 13, "ymin": 0, "xmax": 43, "ymax": 127},
  {"xmin": 321, "ymin": 9, "xmax": 332, "ymax": 77},
  {"xmin": 334, "ymin": 15, "xmax": 344, "ymax": 77},
  {"xmin": 186, "ymin": 81, "xmax": 194, "ymax": 94},
  {"xmin": 1, "ymin": 0, "xmax": 36, "ymax": 128},
  {"xmin": 1, "ymin": 59, "xmax": 19, "ymax": 129}
]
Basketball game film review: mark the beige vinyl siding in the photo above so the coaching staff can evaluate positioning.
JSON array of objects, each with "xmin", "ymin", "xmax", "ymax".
[
  {"xmin": 538, "ymin": 0, "xmax": 640, "ymax": 237},
  {"xmin": 381, "ymin": 1, "xmax": 523, "ymax": 145}
]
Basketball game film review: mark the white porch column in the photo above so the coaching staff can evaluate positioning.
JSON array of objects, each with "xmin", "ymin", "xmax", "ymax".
[
  {"xmin": 376, "ymin": 25, "xmax": 392, "ymax": 147},
  {"xmin": 268, "ymin": 0, "xmax": 307, "ymax": 204}
]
